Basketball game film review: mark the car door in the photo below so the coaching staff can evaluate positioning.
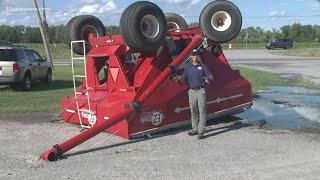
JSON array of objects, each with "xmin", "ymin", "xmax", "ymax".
[
  {"xmin": 31, "ymin": 50, "xmax": 47, "ymax": 79},
  {"xmin": 25, "ymin": 49, "xmax": 39, "ymax": 80},
  {"xmin": 279, "ymin": 39, "xmax": 285, "ymax": 48}
]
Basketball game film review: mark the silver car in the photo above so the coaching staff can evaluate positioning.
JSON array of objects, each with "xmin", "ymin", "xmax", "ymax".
[{"xmin": 0, "ymin": 44, "xmax": 52, "ymax": 90}]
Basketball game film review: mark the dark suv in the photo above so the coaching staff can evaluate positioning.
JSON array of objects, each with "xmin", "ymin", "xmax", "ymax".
[
  {"xmin": 0, "ymin": 43, "xmax": 52, "ymax": 90},
  {"xmin": 266, "ymin": 38, "xmax": 293, "ymax": 50}
]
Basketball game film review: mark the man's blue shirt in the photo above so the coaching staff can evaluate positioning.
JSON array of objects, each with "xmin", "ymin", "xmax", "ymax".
[{"xmin": 183, "ymin": 63, "xmax": 213, "ymax": 89}]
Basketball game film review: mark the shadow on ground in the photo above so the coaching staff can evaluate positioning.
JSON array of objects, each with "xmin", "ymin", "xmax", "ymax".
[{"xmin": 62, "ymin": 116, "xmax": 251, "ymax": 159}]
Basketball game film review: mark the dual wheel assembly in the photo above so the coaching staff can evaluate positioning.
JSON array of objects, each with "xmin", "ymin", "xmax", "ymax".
[{"xmin": 64, "ymin": 0, "xmax": 242, "ymax": 55}]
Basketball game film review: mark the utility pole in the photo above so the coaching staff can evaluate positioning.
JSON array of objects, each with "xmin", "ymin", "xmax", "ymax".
[
  {"xmin": 42, "ymin": 0, "xmax": 49, "ymax": 43},
  {"xmin": 32, "ymin": 0, "xmax": 54, "ymax": 69}
]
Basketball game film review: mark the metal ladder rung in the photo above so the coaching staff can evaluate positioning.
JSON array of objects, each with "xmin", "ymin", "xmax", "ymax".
[
  {"xmin": 78, "ymin": 109, "xmax": 93, "ymax": 113},
  {"xmin": 71, "ymin": 40, "xmax": 94, "ymax": 128},
  {"xmin": 66, "ymin": 109, "xmax": 76, "ymax": 113},
  {"xmin": 73, "ymin": 75, "xmax": 86, "ymax": 78},
  {"xmin": 72, "ymin": 57, "xmax": 86, "ymax": 60}
]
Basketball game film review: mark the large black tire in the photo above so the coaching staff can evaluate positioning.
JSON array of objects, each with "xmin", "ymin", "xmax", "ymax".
[
  {"xmin": 21, "ymin": 73, "xmax": 31, "ymax": 91},
  {"xmin": 64, "ymin": 16, "xmax": 78, "ymax": 49},
  {"xmin": 45, "ymin": 69, "xmax": 52, "ymax": 83},
  {"xmin": 286, "ymin": 45, "xmax": 292, "ymax": 49},
  {"xmin": 64, "ymin": 15, "xmax": 106, "ymax": 55},
  {"xmin": 199, "ymin": 0, "xmax": 242, "ymax": 43},
  {"xmin": 165, "ymin": 13, "xmax": 188, "ymax": 31},
  {"xmin": 120, "ymin": 1, "xmax": 167, "ymax": 53}
]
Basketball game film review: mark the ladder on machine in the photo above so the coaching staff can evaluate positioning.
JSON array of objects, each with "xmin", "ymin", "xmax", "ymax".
[{"xmin": 71, "ymin": 40, "xmax": 96, "ymax": 129}]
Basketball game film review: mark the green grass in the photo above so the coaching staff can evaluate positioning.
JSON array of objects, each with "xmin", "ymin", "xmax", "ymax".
[
  {"xmin": 270, "ymin": 48, "xmax": 320, "ymax": 57},
  {"xmin": 0, "ymin": 65, "xmax": 83, "ymax": 113},
  {"xmin": 0, "ymin": 65, "xmax": 315, "ymax": 114},
  {"xmin": 16, "ymin": 43, "xmax": 70, "ymax": 59},
  {"xmin": 234, "ymin": 67, "xmax": 317, "ymax": 92}
]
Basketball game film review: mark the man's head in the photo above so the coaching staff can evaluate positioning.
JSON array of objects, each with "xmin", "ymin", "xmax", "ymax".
[{"xmin": 190, "ymin": 49, "xmax": 200, "ymax": 63}]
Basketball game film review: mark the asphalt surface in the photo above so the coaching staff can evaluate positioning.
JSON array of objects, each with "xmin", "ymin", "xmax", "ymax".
[{"xmin": 225, "ymin": 49, "xmax": 320, "ymax": 85}]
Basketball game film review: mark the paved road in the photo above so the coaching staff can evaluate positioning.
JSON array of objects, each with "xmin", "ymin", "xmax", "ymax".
[
  {"xmin": 53, "ymin": 58, "xmax": 82, "ymax": 64},
  {"xmin": 225, "ymin": 49, "xmax": 320, "ymax": 85}
]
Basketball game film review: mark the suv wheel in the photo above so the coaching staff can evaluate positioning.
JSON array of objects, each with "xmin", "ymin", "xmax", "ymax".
[
  {"xmin": 270, "ymin": 46, "xmax": 274, "ymax": 50},
  {"xmin": 21, "ymin": 74, "xmax": 31, "ymax": 91},
  {"xmin": 286, "ymin": 45, "xmax": 292, "ymax": 49},
  {"xmin": 45, "ymin": 70, "xmax": 52, "ymax": 83}
]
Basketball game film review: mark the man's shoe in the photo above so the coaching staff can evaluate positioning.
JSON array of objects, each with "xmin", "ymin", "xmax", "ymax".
[
  {"xmin": 187, "ymin": 130, "xmax": 198, "ymax": 136},
  {"xmin": 197, "ymin": 133, "xmax": 205, "ymax": 139}
]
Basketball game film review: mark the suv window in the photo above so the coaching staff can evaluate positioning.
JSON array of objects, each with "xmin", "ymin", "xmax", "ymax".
[
  {"xmin": 14, "ymin": 49, "xmax": 27, "ymax": 62},
  {"xmin": 0, "ymin": 49, "xmax": 14, "ymax": 61},
  {"xmin": 32, "ymin": 51, "xmax": 42, "ymax": 61},
  {"xmin": 25, "ymin": 50, "xmax": 35, "ymax": 62}
]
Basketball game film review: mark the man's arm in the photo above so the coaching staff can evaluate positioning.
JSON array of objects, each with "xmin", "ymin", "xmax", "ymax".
[
  {"xmin": 175, "ymin": 67, "xmax": 188, "ymax": 84},
  {"xmin": 203, "ymin": 64, "xmax": 214, "ymax": 84}
]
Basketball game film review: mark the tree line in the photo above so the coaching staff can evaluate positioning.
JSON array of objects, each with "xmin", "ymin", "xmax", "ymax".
[
  {"xmin": 234, "ymin": 23, "xmax": 320, "ymax": 43},
  {"xmin": 0, "ymin": 25, "xmax": 120, "ymax": 44},
  {"xmin": 0, "ymin": 23, "xmax": 319, "ymax": 44}
]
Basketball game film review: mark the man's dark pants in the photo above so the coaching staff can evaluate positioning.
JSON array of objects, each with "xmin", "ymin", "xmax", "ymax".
[{"xmin": 188, "ymin": 88, "xmax": 207, "ymax": 134}]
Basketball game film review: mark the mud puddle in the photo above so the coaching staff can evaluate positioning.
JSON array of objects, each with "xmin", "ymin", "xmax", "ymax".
[{"xmin": 237, "ymin": 86, "xmax": 320, "ymax": 133}]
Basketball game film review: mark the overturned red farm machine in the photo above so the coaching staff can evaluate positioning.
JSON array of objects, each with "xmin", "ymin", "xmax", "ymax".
[{"xmin": 41, "ymin": 0, "xmax": 252, "ymax": 161}]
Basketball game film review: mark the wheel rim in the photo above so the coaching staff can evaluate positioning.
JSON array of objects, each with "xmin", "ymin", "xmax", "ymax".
[
  {"xmin": 81, "ymin": 25, "xmax": 99, "ymax": 45},
  {"xmin": 211, "ymin": 11, "xmax": 232, "ymax": 32},
  {"xmin": 141, "ymin": 15, "xmax": 160, "ymax": 39},
  {"xmin": 168, "ymin": 22, "xmax": 180, "ymax": 31},
  {"xmin": 25, "ymin": 77, "xmax": 31, "ymax": 89}
]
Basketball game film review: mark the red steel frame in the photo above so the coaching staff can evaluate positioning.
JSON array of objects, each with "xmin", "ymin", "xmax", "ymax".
[{"xmin": 40, "ymin": 26, "xmax": 252, "ymax": 161}]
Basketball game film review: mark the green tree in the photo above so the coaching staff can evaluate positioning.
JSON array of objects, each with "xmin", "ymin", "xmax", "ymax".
[
  {"xmin": 280, "ymin": 25, "xmax": 290, "ymax": 38},
  {"xmin": 105, "ymin": 25, "xmax": 120, "ymax": 35},
  {"xmin": 22, "ymin": 26, "xmax": 42, "ymax": 43}
]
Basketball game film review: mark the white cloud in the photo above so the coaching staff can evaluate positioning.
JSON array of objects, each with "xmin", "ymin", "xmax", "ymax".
[
  {"xmin": 312, "ymin": 2, "xmax": 320, "ymax": 11},
  {"xmin": 81, "ymin": 0, "xmax": 96, "ymax": 3},
  {"xmin": 154, "ymin": 0, "xmax": 201, "ymax": 5},
  {"xmin": 268, "ymin": 10, "xmax": 286, "ymax": 17},
  {"xmin": 0, "ymin": 18, "xmax": 7, "ymax": 24},
  {"xmin": 79, "ymin": 4, "xmax": 100, "ymax": 13},
  {"xmin": 97, "ymin": 0, "xmax": 117, "ymax": 13},
  {"xmin": 23, "ymin": 15, "xmax": 32, "ymax": 21},
  {"xmin": 77, "ymin": 0, "xmax": 119, "ymax": 14}
]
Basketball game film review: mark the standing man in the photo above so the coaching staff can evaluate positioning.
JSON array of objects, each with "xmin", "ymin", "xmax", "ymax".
[{"xmin": 178, "ymin": 49, "xmax": 214, "ymax": 139}]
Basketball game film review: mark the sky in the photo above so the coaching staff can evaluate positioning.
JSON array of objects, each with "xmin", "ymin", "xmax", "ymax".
[{"xmin": 0, "ymin": 0, "xmax": 319, "ymax": 30}]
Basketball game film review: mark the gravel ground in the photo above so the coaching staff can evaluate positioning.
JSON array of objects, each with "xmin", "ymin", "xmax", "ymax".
[{"xmin": 0, "ymin": 113, "xmax": 320, "ymax": 179}]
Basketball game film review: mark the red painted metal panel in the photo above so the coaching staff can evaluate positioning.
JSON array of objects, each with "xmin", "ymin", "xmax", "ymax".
[{"xmin": 42, "ymin": 25, "xmax": 252, "ymax": 161}]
